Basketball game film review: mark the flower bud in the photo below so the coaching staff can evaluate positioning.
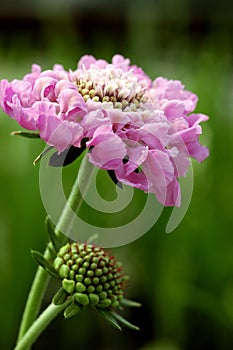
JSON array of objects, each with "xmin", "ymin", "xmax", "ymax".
[{"xmin": 53, "ymin": 242, "xmax": 127, "ymax": 310}]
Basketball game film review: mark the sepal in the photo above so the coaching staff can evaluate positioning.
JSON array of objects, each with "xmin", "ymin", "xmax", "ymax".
[
  {"xmin": 49, "ymin": 143, "xmax": 86, "ymax": 167},
  {"xmin": 120, "ymin": 298, "xmax": 142, "ymax": 308},
  {"xmin": 11, "ymin": 130, "xmax": 40, "ymax": 138},
  {"xmin": 45, "ymin": 216, "xmax": 61, "ymax": 253},
  {"xmin": 96, "ymin": 308, "xmax": 122, "ymax": 331},
  {"xmin": 33, "ymin": 146, "xmax": 54, "ymax": 165},
  {"xmin": 31, "ymin": 250, "xmax": 60, "ymax": 279},
  {"xmin": 53, "ymin": 288, "xmax": 68, "ymax": 305},
  {"xmin": 107, "ymin": 170, "xmax": 123, "ymax": 189},
  {"xmin": 110, "ymin": 310, "xmax": 140, "ymax": 331},
  {"xmin": 63, "ymin": 300, "xmax": 82, "ymax": 319}
]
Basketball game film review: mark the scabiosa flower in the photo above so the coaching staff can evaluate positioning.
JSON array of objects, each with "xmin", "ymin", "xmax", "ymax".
[{"xmin": 0, "ymin": 55, "xmax": 209, "ymax": 206}]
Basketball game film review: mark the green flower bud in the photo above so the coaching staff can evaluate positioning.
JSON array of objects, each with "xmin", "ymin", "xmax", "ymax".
[
  {"xmin": 95, "ymin": 285, "xmax": 103, "ymax": 293},
  {"xmin": 99, "ymin": 291, "xmax": 108, "ymax": 300},
  {"xmin": 92, "ymin": 257, "xmax": 99, "ymax": 264},
  {"xmin": 59, "ymin": 264, "xmax": 69, "ymax": 279},
  {"xmin": 98, "ymin": 298, "xmax": 112, "ymax": 308},
  {"xmin": 100, "ymin": 276, "xmax": 107, "ymax": 283},
  {"xmin": 64, "ymin": 253, "xmax": 70, "ymax": 261},
  {"xmin": 62, "ymin": 279, "xmax": 75, "ymax": 294},
  {"xmin": 76, "ymin": 282, "xmax": 86, "ymax": 293},
  {"xmin": 84, "ymin": 277, "xmax": 92, "ymax": 285},
  {"xmin": 53, "ymin": 242, "xmax": 128, "ymax": 310},
  {"xmin": 64, "ymin": 302, "xmax": 82, "ymax": 319},
  {"xmin": 79, "ymin": 267, "xmax": 86, "ymax": 275},
  {"xmin": 69, "ymin": 270, "xmax": 75, "ymax": 279},
  {"xmin": 104, "ymin": 283, "xmax": 110, "ymax": 290},
  {"xmin": 75, "ymin": 274, "xmax": 84, "ymax": 282},
  {"xmin": 90, "ymin": 262, "xmax": 98, "ymax": 270},
  {"xmin": 111, "ymin": 300, "xmax": 120, "ymax": 308},
  {"xmin": 95, "ymin": 269, "xmax": 103, "ymax": 277},
  {"xmin": 75, "ymin": 293, "xmax": 89, "ymax": 306},
  {"xmin": 83, "ymin": 261, "xmax": 89, "ymax": 269},
  {"xmin": 87, "ymin": 285, "xmax": 95, "ymax": 293},
  {"xmin": 53, "ymin": 257, "xmax": 63, "ymax": 271},
  {"xmin": 87, "ymin": 270, "xmax": 94, "ymax": 277},
  {"xmin": 92, "ymin": 277, "xmax": 99, "ymax": 285},
  {"xmin": 89, "ymin": 293, "xmax": 99, "ymax": 305}
]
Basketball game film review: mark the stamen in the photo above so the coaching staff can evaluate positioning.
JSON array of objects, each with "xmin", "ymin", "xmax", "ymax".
[{"xmin": 76, "ymin": 65, "xmax": 147, "ymax": 110}]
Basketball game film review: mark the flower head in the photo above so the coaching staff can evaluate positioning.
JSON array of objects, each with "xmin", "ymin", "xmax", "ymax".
[
  {"xmin": 36, "ymin": 241, "xmax": 140, "ymax": 330},
  {"xmin": 0, "ymin": 54, "xmax": 209, "ymax": 206},
  {"xmin": 53, "ymin": 242, "xmax": 127, "ymax": 310},
  {"xmin": 32, "ymin": 239, "xmax": 140, "ymax": 330}
]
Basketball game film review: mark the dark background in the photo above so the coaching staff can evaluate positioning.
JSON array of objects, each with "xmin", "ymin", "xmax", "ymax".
[{"xmin": 0, "ymin": 1, "xmax": 233, "ymax": 349}]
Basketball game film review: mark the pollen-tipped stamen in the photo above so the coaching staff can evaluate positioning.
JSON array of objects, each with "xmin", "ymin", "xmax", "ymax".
[{"xmin": 75, "ymin": 66, "xmax": 147, "ymax": 110}]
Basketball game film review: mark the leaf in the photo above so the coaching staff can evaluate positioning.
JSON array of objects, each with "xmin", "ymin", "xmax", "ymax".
[
  {"xmin": 47, "ymin": 244, "xmax": 56, "ymax": 259},
  {"xmin": 49, "ymin": 144, "xmax": 86, "ymax": 167},
  {"xmin": 31, "ymin": 250, "xmax": 60, "ymax": 279},
  {"xmin": 45, "ymin": 216, "xmax": 60, "ymax": 252},
  {"xmin": 107, "ymin": 170, "xmax": 123, "ymax": 189},
  {"xmin": 11, "ymin": 130, "xmax": 40, "ymax": 139},
  {"xmin": 110, "ymin": 311, "xmax": 140, "ymax": 331},
  {"xmin": 53, "ymin": 288, "xmax": 68, "ymax": 305},
  {"xmin": 96, "ymin": 308, "xmax": 122, "ymax": 331},
  {"xmin": 31, "ymin": 250, "xmax": 50, "ymax": 270},
  {"xmin": 120, "ymin": 298, "xmax": 142, "ymax": 308}
]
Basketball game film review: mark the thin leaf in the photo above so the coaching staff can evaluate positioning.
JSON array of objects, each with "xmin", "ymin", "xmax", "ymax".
[
  {"xmin": 45, "ymin": 216, "xmax": 60, "ymax": 252},
  {"xmin": 107, "ymin": 170, "xmax": 123, "ymax": 189},
  {"xmin": 110, "ymin": 311, "xmax": 140, "ymax": 331},
  {"xmin": 31, "ymin": 250, "xmax": 51, "ymax": 270},
  {"xmin": 96, "ymin": 308, "xmax": 122, "ymax": 331},
  {"xmin": 11, "ymin": 130, "xmax": 40, "ymax": 139},
  {"xmin": 46, "ymin": 268, "xmax": 61, "ymax": 280},
  {"xmin": 47, "ymin": 243, "xmax": 56, "ymax": 259},
  {"xmin": 49, "ymin": 144, "xmax": 86, "ymax": 167},
  {"xmin": 120, "ymin": 298, "xmax": 142, "ymax": 308},
  {"xmin": 31, "ymin": 250, "xmax": 60, "ymax": 279}
]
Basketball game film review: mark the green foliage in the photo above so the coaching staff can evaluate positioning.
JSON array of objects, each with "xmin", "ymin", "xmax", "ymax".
[
  {"xmin": 11, "ymin": 131, "xmax": 40, "ymax": 138},
  {"xmin": 31, "ymin": 250, "xmax": 60, "ymax": 279},
  {"xmin": 45, "ymin": 216, "xmax": 61, "ymax": 253}
]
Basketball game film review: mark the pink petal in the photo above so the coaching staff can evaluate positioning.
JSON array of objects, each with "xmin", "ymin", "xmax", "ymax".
[
  {"xmin": 142, "ymin": 150, "xmax": 175, "ymax": 205},
  {"xmin": 38, "ymin": 114, "xmax": 83, "ymax": 152},
  {"xmin": 33, "ymin": 77, "xmax": 57, "ymax": 101},
  {"xmin": 58, "ymin": 89, "xmax": 87, "ymax": 120},
  {"xmin": 161, "ymin": 100, "xmax": 185, "ymax": 120},
  {"xmin": 87, "ymin": 125, "xmax": 126, "ymax": 169}
]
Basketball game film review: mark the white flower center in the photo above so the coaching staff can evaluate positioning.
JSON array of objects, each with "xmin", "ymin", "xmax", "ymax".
[{"xmin": 76, "ymin": 65, "xmax": 147, "ymax": 110}]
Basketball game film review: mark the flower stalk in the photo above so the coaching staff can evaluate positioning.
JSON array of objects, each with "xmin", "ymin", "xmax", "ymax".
[
  {"xmin": 15, "ymin": 300, "xmax": 72, "ymax": 350},
  {"xmin": 16, "ymin": 154, "xmax": 95, "ymax": 344}
]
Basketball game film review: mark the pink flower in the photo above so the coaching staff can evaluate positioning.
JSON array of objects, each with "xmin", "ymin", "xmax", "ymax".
[{"xmin": 0, "ymin": 55, "xmax": 209, "ymax": 206}]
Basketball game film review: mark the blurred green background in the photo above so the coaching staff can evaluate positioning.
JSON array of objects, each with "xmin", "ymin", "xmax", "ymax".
[{"xmin": 0, "ymin": 0, "xmax": 233, "ymax": 349}]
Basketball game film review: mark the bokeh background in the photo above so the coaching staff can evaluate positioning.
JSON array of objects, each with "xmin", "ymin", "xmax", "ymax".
[{"xmin": 0, "ymin": 0, "xmax": 233, "ymax": 349}]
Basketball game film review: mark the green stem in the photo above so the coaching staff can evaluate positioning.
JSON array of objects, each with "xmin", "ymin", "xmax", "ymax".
[
  {"xmin": 16, "ymin": 154, "xmax": 94, "ymax": 343},
  {"xmin": 15, "ymin": 300, "xmax": 72, "ymax": 350}
]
